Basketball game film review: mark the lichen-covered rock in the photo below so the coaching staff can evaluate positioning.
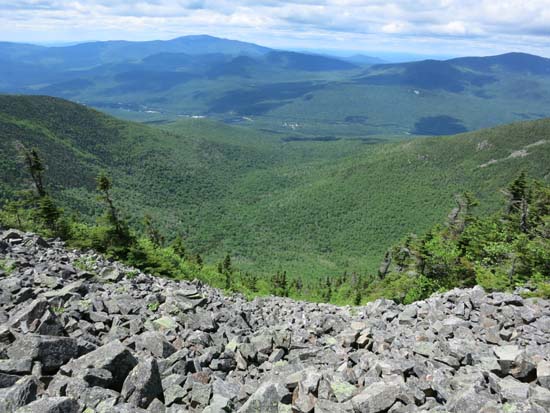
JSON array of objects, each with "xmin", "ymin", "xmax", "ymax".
[
  {"xmin": 121, "ymin": 358, "xmax": 163, "ymax": 408},
  {"xmin": 14, "ymin": 397, "xmax": 80, "ymax": 413},
  {"xmin": 0, "ymin": 230, "xmax": 550, "ymax": 412},
  {"xmin": 63, "ymin": 340, "xmax": 137, "ymax": 390},
  {"xmin": 7, "ymin": 334, "xmax": 78, "ymax": 373},
  {"xmin": 351, "ymin": 382, "xmax": 399, "ymax": 413},
  {"xmin": 0, "ymin": 376, "xmax": 38, "ymax": 413}
]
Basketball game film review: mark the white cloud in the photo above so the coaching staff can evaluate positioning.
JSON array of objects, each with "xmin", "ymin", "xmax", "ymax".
[{"xmin": 1, "ymin": 0, "xmax": 550, "ymax": 56}]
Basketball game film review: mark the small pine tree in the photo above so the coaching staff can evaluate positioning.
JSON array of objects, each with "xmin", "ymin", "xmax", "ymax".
[
  {"xmin": 354, "ymin": 289, "xmax": 363, "ymax": 306},
  {"xmin": 96, "ymin": 173, "xmax": 133, "ymax": 256},
  {"xmin": 247, "ymin": 273, "xmax": 258, "ymax": 293},
  {"xmin": 195, "ymin": 254, "xmax": 203, "ymax": 268},
  {"xmin": 324, "ymin": 277, "xmax": 332, "ymax": 302},
  {"xmin": 223, "ymin": 254, "xmax": 232, "ymax": 273},
  {"xmin": 294, "ymin": 277, "xmax": 303, "ymax": 292},
  {"xmin": 144, "ymin": 214, "xmax": 164, "ymax": 246},
  {"xmin": 17, "ymin": 144, "xmax": 46, "ymax": 198},
  {"xmin": 222, "ymin": 254, "xmax": 232, "ymax": 290},
  {"xmin": 281, "ymin": 271, "xmax": 288, "ymax": 297},
  {"xmin": 172, "ymin": 235, "xmax": 186, "ymax": 259},
  {"xmin": 224, "ymin": 270, "xmax": 231, "ymax": 291},
  {"xmin": 270, "ymin": 271, "xmax": 280, "ymax": 295},
  {"xmin": 38, "ymin": 195, "xmax": 62, "ymax": 233},
  {"xmin": 509, "ymin": 171, "xmax": 529, "ymax": 202}
]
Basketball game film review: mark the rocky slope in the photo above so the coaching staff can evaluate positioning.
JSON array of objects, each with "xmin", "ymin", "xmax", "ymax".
[{"xmin": 0, "ymin": 229, "xmax": 550, "ymax": 412}]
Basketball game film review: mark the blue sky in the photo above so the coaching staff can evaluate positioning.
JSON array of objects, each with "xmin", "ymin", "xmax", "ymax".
[{"xmin": 2, "ymin": 0, "xmax": 550, "ymax": 57}]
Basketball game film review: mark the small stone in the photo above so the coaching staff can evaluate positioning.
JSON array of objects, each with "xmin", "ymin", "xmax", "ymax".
[
  {"xmin": 530, "ymin": 385, "xmax": 550, "ymax": 409},
  {"xmin": 135, "ymin": 331, "xmax": 176, "ymax": 359},
  {"xmin": 238, "ymin": 381, "xmax": 289, "ymax": 413},
  {"xmin": 153, "ymin": 317, "xmax": 178, "ymax": 331},
  {"xmin": 493, "ymin": 345, "xmax": 522, "ymax": 375},
  {"xmin": 314, "ymin": 399, "xmax": 354, "ymax": 413},
  {"xmin": 0, "ymin": 359, "xmax": 33, "ymax": 375}
]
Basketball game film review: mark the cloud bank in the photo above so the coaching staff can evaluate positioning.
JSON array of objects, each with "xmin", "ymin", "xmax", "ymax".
[{"xmin": 2, "ymin": 0, "xmax": 550, "ymax": 56}]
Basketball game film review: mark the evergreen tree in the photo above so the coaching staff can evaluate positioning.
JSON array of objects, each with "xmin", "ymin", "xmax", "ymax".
[
  {"xmin": 17, "ymin": 143, "xmax": 46, "ymax": 198},
  {"xmin": 509, "ymin": 171, "xmax": 529, "ymax": 205},
  {"xmin": 195, "ymin": 254, "xmax": 203, "ymax": 268},
  {"xmin": 144, "ymin": 214, "xmax": 164, "ymax": 246},
  {"xmin": 247, "ymin": 273, "xmax": 258, "ymax": 293},
  {"xmin": 224, "ymin": 270, "xmax": 231, "ymax": 291},
  {"xmin": 354, "ymin": 288, "xmax": 363, "ymax": 306},
  {"xmin": 222, "ymin": 254, "xmax": 232, "ymax": 290},
  {"xmin": 96, "ymin": 173, "xmax": 133, "ymax": 256},
  {"xmin": 271, "ymin": 271, "xmax": 280, "ymax": 295},
  {"xmin": 324, "ymin": 277, "xmax": 332, "ymax": 302},
  {"xmin": 172, "ymin": 235, "xmax": 186, "ymax": 259},
  {"xmin": 506, "ymin": 172, "xmax": 532, "ymax": 233},
  {"xmin": 223, "ymin": 254, "xmax": 232, "ymax": 273},
  {"xmin": 38, "ymin": 195, "xmax": 62, "ymax": 233},
  {"xmin": 16, "ymin": 146, "xmax": 64, "ymax": 236},
  {"xmin": 281, "ymin": 271, "xmax": 288, "ymax": 297}
]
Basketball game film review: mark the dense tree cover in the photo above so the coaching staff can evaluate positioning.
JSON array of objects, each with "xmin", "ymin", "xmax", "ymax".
[
  {"xmin": 1, "ymin": 142, "xmax": 548, "ymax": 304},
  {"xmin": 1, "ymin": 95, "xmax": 550, "ymax": 284},
  {"xmin": 363, "ymin": 173, "xmax": 550, "ymax": 303}
]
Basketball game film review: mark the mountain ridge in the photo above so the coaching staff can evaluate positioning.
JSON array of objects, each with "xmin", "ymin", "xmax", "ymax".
[{"xmin": 2, "ymin": 36, "xmax": 550, "ymax": 137}]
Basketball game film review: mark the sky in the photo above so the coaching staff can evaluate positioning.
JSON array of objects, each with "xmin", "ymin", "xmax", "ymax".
[{"xmin": 2, "ymin": 0, "xmax": 550, "ymax": 57}]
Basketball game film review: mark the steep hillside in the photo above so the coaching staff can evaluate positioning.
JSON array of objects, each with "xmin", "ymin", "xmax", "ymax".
[
  {"xmin": 190, "ymin": 118, "xmax": 550, "ymax": 275},
  {"xmin": 1, "ymin": 95, "xmax": 550, "ymax": 278},
  {"xmin": 0, "ymin": 95, "xmax": 293, "ymax": 233}
]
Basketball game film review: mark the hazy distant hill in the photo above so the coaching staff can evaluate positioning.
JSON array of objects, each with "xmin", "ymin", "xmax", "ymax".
[
  {"xmin": 343, "ymin": 54, "xmax": 386, "ymax": 65},
  {"xmin": 0, "ymin": 35, "xmax": 270, "ymax": 68},
  {"xmin": 2, "ymin": 36, "xmax": 550, "ymax": 138}
]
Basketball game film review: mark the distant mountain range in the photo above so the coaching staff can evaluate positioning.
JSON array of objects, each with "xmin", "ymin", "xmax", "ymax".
[
  {"xmin": 1, "ymin": 35, "xmax": 550, "ymax": 137},
  {"xmin": 0, "ymin": 35, "xmax": 270, "ymax": 67}
]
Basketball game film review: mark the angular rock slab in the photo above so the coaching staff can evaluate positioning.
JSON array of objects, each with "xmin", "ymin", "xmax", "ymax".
[
  {"xmin": 121, "ymin": 358, "xmax": 164, "ymax": 409},
  {"xmin": 63, "ymin": 340, "xmax": 137, "ymax": 391},
  {"xmin": 0, "ymin": 376, "xmax": 38, "ymax": 413},
  {"xmin": 14, "ymin": 397, "xmax": 80, "ymax": 413},
  {"xmin": 7, "ymin": 334, "xmax": 78, "ymax": 373}
]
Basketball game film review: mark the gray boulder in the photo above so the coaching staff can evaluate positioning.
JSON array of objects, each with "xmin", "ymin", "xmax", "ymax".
[
  {"xmin": 537, "ymin": 359, "xmax": 550, "ymax": 390},
  {"xmin": 63, "ymin": 340, "xmax": 137, "ymax": 390},
  {"xmin": 14, "ymin": 397, "xmax": 80, "ymax": 413},
  {"xmin": 351, "ymin": 382, "xmax": 399, "ymax": 413},
  {"xmin": 7, "ymin": 334, "xmax": 78, "ymax": 373},
  {"xmin": 135, "ymin": 331, "xmax": 176, "ymax": 359},
  {"xmin": 238, "ymin": 381, "xmax": 290, "ymax": 413},
  {"xmin": 0, "ymin": 376, "xmax": 38, "ymax": 413},
  {"xmin": 121, "ymin": 358, "xmax": 164, "ymax": 408}
]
